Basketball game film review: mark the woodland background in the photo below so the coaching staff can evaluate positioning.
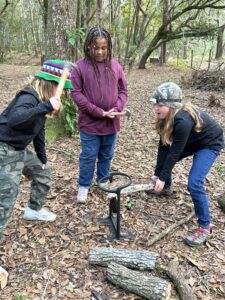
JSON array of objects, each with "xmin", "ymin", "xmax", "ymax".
[{"xmin": 0, "ymin": 1, "xmax": 225, "ymax": 300}]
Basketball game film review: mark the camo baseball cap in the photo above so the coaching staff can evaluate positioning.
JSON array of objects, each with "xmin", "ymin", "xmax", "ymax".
[{"xmin": 149, "ymin": 82, "xmax": 182, "ymax": 108}]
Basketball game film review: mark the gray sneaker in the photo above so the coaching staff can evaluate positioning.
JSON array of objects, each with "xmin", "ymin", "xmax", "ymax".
[
  {"xmin": 146, "ymin": 187, "xmax": 172, "ymax": 196},
  {"xmin": 184, "ymin": 227, "xmax": 212, "ymax": 247}
]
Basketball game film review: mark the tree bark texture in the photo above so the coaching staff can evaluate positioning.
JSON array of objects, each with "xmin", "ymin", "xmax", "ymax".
[
  {"xmin": 89, "ymin": 247, "xmax": 158, "ymax": 270},
  {"xmin": 106, "ymin": 262, "xmax": 171, "ymax": 300},
  {"xmin": 106, "ymin": 183, "xmax": 153, "ymax": 200},
  {"xmin": 44, "ymin": 0, "xmax": 78, "ymax": 60}
]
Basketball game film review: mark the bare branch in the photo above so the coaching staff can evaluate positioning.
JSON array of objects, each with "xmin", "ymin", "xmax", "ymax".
[{"xmin": 0, "ymin": 0, "xmax": 10, "ymax": 15}]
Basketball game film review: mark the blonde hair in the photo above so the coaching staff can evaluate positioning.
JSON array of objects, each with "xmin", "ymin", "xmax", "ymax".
[
  {"xmin": 29, "ymin": 77, "xmax": 57, "ymax": 101},
  {"xmin": 154, "ymin": 102, "xmax": 203, "ymax": 145}
]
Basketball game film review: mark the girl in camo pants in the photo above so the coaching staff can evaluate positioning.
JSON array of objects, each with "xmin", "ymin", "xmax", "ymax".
[{"xmin": 0, "ymin": 59, "xmax": 72, "ymax": 237}]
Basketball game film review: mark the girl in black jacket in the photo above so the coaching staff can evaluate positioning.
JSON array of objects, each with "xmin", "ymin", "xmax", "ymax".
[
  {"xmin": 0, "ymin": 60, "xmax": 72, "ymax": 237},
  {"xmin": 148, "ymin": 82, "xmax": 224, "ymax": 247}
]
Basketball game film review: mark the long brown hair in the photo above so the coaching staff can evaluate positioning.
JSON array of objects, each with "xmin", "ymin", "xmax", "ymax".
[{"xmin": 154, "ymin": 102, "xmax": 203, "ymax": 145}]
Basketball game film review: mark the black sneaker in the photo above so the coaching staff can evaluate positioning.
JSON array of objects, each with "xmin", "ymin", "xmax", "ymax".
[{"xmin": 146, "ymin": 187, "xmax": 172, "ymax": 197}]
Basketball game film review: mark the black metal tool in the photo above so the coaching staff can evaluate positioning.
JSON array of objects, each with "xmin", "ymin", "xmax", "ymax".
[{"xmin": 98, "ymin": 172, "xmax": 134, "ymax": 242}]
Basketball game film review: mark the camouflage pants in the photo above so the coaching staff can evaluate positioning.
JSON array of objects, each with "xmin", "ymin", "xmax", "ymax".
[{"xmin": 0, "ymin": 142, "xmax": 51, "ymax": 235}]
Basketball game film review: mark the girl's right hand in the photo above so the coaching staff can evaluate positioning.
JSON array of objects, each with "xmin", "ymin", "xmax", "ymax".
[
  {"xmin": 50, "ymin": 97, "xmax": 61, "ymax": 111},
  {"xmin": 103, "ymin": 108, "xmax": 116, "ymax": 118}
]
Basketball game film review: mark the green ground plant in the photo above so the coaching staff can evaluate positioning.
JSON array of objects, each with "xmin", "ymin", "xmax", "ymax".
[{"xmin": 45, "ymin": 93, "xmax": 78, "ymax": 145}]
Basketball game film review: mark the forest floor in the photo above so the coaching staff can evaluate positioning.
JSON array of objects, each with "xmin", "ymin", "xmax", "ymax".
[{"xmin": 0, "ymin": 61, "xmax": 225, "ymax": 300}]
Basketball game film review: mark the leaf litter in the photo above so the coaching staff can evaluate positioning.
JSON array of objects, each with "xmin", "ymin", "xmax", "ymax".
[{"xmin": 0, "ymin": 64, "xmax": 225, "ymax": 299}]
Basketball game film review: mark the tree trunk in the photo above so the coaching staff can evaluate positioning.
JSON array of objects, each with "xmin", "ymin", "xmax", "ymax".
[
  {"xmin": 44, "ymin": 0, "xmax": 78, "ymax": 60},
  {"xmin": 215, "ymin": 25, "xmax": 225, "ymax": 59},
  {"xmin": 106, "ymin": 262, "xmax": 171, "ymax": 300},
  {"xmin": 96, "ymin": 0, "xmax": 103, "ymax": 26},
  {"xmin": 160, "ymin": 0, "xmax": 170, "ymax": 65},
  {"xmin": 89, "ymin": 247, "xmax": 158, "ymax": 270},
  {"xmin": 28, "ymin": 0, "xmax": 38, "ymax": 56},
  {"xmin": 183, "ymin": 38, "xmax": 188, "ymax": 59}
]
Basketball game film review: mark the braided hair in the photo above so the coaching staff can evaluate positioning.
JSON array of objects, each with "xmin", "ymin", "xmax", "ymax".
[
  {"xmin": 83, "ymin": 26, "xmax": 115, "ymax": 100},
  {"xmin": 84, "ymin": 26, "xmax": 112, "ymax": 64}
]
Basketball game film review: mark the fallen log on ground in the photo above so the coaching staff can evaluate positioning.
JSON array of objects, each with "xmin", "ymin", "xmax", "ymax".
[
  {"xmin": 106, "ymin": 262, "xmax": 171, "ymax": 300},
  {"xmin": 148, "ymin": 211, "xmax": 195, "ymax": 246},
  {"xmin": 218, "ymin": 198, "xmax": 225, "ymax": 213},
  {"xmin": 159, "ymin": 260, "xmax": 197, "ymax": 300},
  {"xmin": 106, "ymin": 183, "xmax": 153, "ymax": 200},
  {"xmin": 0, "ymin": 266, "xmax": 8, "ymax": 289},
  {"xmin": 89, "ymin": 247, "xmax": 158, "ymax": 270}
]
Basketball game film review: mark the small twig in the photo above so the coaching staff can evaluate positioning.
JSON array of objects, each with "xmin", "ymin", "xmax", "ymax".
[
  {"xmin": 47, "ymin": 147, "xmax": 74, "ymax": 158},
  {"xmin": 148, "ymin": 211, "xmax": 195, "ymax": 246},
  {"xmin": 41, "ymin": 273, "xmax": 51, "ymax": 300}
]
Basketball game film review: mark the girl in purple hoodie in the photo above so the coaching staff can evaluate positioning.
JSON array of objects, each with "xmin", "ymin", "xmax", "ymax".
[{"xmin": 71, "ymin": 27, "xmax": 128, "ymax": 203}]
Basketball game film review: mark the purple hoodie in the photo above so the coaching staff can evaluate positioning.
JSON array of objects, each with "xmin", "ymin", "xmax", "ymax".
[{"xmin": 71, "ymin": 58, "xmax": 128, "ymax": 135}]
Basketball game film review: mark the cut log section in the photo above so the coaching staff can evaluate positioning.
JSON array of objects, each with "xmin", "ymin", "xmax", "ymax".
[
  {"xmin": 0, "ymin": 266, "xmax": 8, "ymax": 289},
  {"xmin": 89, "ymin": 247, "xmax": 158, "ymax": 270},
  {"xmin": 106, "ymin": 183, "xmax": 153, "ymax": 200},
  {"xmin": 106, "ymin": 262, "xmax": 171, "ymax": 300}
]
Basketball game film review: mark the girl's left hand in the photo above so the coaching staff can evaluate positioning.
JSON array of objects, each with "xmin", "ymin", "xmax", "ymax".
[{"xmin": 154, "ymin": 178, "xmax": 165, "ymax": 192}]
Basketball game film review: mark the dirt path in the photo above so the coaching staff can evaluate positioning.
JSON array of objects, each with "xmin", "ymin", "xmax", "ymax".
[{"xmin": 0, "ymin": 63, "xmax": 225, "ymax": 300}]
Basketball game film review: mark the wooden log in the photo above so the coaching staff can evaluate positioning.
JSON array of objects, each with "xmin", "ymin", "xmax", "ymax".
[
  {"xmin": 160, "ymin": 260, "xmax": 197, "ymax": 300},
  {"xmin": 0, "ymin": 266, "xmax": 8, "ymax": 289},
  {"xmin": 106, "ymin": 183, "xmax": 153, "ymax": 200},
  {"xmin": 218, "ymin": 198, "xmax": 225, "ymax": 213},
  {"xmin": 148, "ymin": 211, "xmax": 195, "ymax": 246},
  {"xmin": 106, "ymin": 262, "xmax": 171, "ymax": 300},
  {"xmin": 89, "ymin": 247, "xmax": 158, "ymax": 270}
]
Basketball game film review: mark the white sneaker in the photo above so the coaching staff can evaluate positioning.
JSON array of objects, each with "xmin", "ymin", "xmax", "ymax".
[
  {"xmin": 98, "ymin": 180, "xmax": 110, "ymax": 188},
  {"xmin": 77, "ymin": 186, "xmax": 89, "ymax": 203},
  {"xmin": 23, "ymin": 207, "xmax": 56, "ymax": 221}
]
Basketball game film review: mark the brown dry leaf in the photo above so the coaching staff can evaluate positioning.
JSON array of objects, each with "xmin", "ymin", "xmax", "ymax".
[
  {"xmin": 2, "ymin": 64, "xmax": 225, "ymax": 300},
  {"xmin": 44, "ymin": 228, "xmax": 55, "ymax": 237},
  {"xmin": 19, "ymin": 225, "xmax": 27, "ymax": 235},
  {"xmin": 60, "ymin": 233, "xmax": 71, "ymax": 241},
  {"xmin": 38, "ymin": 236, "xmax": 46, "ymax": 245},
  {"xmin": 182, "ymin": 254, "xmax": 208, "ymax": 271},
  {"xmin": 33, "ymin": 228, "xmax": 41, "ymax": 235},
  {"xmin": 216, "ymin": 253, "xmax": 225, "ymax": 261},
  {"xmin": 189, "ymin": 276, "xmax": 197, "ymax": 287}
]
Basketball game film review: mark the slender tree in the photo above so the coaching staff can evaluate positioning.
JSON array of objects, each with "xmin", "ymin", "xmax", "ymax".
[{"xmin": 138, "ymin": 0, "xmax": 225, "ymax": 69}]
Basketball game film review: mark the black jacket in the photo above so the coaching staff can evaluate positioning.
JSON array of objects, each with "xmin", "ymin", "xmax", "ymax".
[
  {"xmin": 155, "ymin": 109, "xmax": 224, "ymax": 182},
  {"xmin": 0, "ymin": 88, "xmax": 54, "ymax": 164}
]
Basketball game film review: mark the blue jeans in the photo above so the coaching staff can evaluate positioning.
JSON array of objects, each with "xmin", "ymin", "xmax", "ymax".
[
  {"xmin": 164, "ymin": 149, "xmax": 219, "ymax": 228},
  {"xmin": 78, "ymin": 131, "xmax": 117, "ymax": 187}
]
